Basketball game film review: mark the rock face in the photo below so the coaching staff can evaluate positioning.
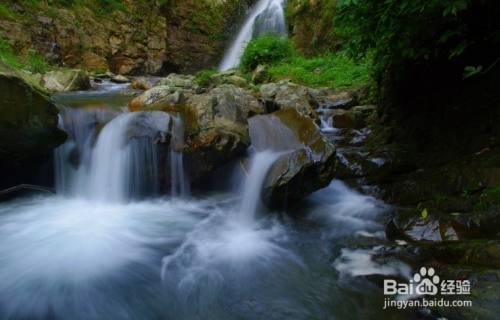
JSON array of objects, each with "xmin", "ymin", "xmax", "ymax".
[
  {"xmin": 248, "ymin": 109, "xmax": 336, "ymax": 207},
  {"xmin": 0, "ymin": 60, "xmax": 67, "ymax": 163},
  {"xmin": 164, "ymin": 0, "xmax": 256, "ymax": 73},
  {"xmin": 0, "ymin": 0, "xmax": 255, "ymax": 75}
]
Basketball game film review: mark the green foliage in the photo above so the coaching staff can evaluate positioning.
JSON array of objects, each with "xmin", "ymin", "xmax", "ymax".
[
  {"xmin": 0, "ymin": 37, "xmax": 22, "ymax": 69},
  {"xmin": 267, "ymin": 52, "xmax": 372, "ymax": 88},
  {"xmin": 26, "ymin": 52, "xmax": 47, "ymax": 74},
  {"xmin": 334, "ymin": 0, "xmax": 496, "ymax": 78},
  {"xmin": 239, "ymin": 33, "xmax": 294, "ymax": 73},
  {"xmin": 422, "ymin": 208, "xmax": 428, "ymax": 219},
  {"xmin": 194, "ymin": 68, "xmax": 218, "ymax": 87}
]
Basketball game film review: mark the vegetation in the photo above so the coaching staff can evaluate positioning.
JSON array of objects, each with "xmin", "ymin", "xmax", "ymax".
[
  {"xmin": 334, "ymin": 0, "xmax": 499, "ymax": 80},
  {"xmin": 0, "ymin": 37, "xmax": 48, "ymax": 72},
  {"xmin": 194, "ymin": 68, "xmax": 218, "ymax": 87},
  {"xmin": 239, "ymin": 33, "xmax": 371, "ymax": 88},
  {"xmin": 239, "ymin": 33, "xmax": 294, "ymax": 73}
]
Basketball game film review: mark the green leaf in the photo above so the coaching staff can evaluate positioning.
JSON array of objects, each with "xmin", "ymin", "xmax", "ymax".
[
  {"xmin": 451, "ymin": 212, "xmax": 461, "ymax": 216},
  {"xmin": 455, "ymin": 1, "xmax": 467, "ymax": 10},
  {"xmin": 422, "ymin": 208, "xmax": 428, "ymax": 219}
]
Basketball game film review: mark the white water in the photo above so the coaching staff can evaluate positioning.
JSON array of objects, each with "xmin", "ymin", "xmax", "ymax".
[
  {"xmin": 317, "ymin": 106, "xmax": 339, "ymax": 133},
  {"xmin": 0, "ymin": 92, "xmax": 412, "ymax": 319},
  {"xmin": 219, "ymin": 0, "xmax": 287, "ymax": 71},
  {"xmin": 170, "ymin": 115, "xmax": 190, "ymax": 198},
  {"xmin": 237, "ymin": 150, "xmax": 281, "ymax": 225}
]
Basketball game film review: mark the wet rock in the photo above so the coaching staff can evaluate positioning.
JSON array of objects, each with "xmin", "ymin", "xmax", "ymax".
[
  {"xmin": 110, "ymin": 75, "xmax": 130, "ymax": 84},
  {"xmin": 386, "ymin": 208, "xmax": 486, "ymax": 243},
  {"xmin": 42, "ymin": 69, "xmax": 91, "ymax": 92},
  {"xmin": 460, "ymin": 241, "xmax": 500, "ymax": 268},
  {"xmin": 130, "ymin": 84, "xmax": 264, "ymax": 183},
  {"xmin": 248, "ymin": 109, "xmax": 337, "ymax": 207},
  {"xmin": 156, "ymin": 73, "xmax": 194, "ymax": 89},
  {"xmin": 0, "ymin": 60, "xmax": 67, "ymax": 163},
  {"xmin": 330, "ymin": 109, "xmax": 365, "ymax": 129},
  {"xmin": 326, "ymin": 98, "xmax": 358, "ymax": 110},
  {"xmin": 127, "ymin": 79, "xmax": 152, "ymax": 91},
  {"xmin": 181, "ymin": 86, "xmax": 256, "ymax": 182},
  {"xmin": 252, "ymin": 64, "xmax": 268, "ymax": 84},
  {"xmin": 260, "ymin": 81, "xmax": 319, "ymax": 120}
]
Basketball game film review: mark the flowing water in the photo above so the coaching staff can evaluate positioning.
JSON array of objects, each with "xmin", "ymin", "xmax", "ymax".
[
  {"xmin": 0, "ymin": 85, "xmax": 413, "ymax": 319},
  {"xmin": 219, "ymin": 0, "xmax": 287, "ymax": 71}
]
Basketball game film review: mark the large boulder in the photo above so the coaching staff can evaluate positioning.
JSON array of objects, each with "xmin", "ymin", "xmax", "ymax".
[
  {"xmin": 0, "ymin": 60, "xmax": 67, "ymax": 163},
  {"xmin": 41, "ymin": 69, "xmax": 91, "ymax": 92},
  {"xmin": 130, "ymin": 84, "xmax": 264, "ymax": 183},
  {"xmin": 260, "ymin": 81, "xmax": 319, "ymax": 120},
  {"xmin": 248, "ymin": 109, "xmax": 336, "ymax": 207}
]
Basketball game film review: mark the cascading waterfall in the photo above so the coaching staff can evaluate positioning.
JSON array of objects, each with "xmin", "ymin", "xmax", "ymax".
[
  {"xmin": 237, "ymin": 150, "xmax": 281, "ymax": 225},
  {"xmin": 219, "ymin": 0, "xmax": 287, "ymax": 71},
  {"xmin": 169, "ymin": 115, "xmax": 190, "ymax": 197},
  {"xmin": 55, "ymin": 107, "xmax": 190, "ymax": 201}
]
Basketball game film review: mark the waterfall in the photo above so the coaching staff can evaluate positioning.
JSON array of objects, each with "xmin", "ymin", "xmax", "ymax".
[
  {"xmin": 170, "ymin": 115, "xmax": 190, "ymax": 197},
  {"xmin": 55, "ymin": 107, "xmax": 190, "ymax": 202},
  {"xmin": 219, "ymin": 0, "xmax": 287, "ymax": 71},
  {"xmin": 237, "ymin": 150, "xmax": 281, "ymax": 225}
]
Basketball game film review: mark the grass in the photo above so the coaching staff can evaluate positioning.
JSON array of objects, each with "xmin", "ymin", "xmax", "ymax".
[
  {"xmin": 0, "ymin": 37, "xmax": 48, "ymax": 73},
  {"xmin": 267, "ymin": 52, "xmax": 372, "ymax": 88},
  {"xmin": 194, "ymin": 68, "xmax": 218, "ymax": 87},
  {"xmin": 238, "ymin": 33, "xmax": 372, "ymax": 88}
]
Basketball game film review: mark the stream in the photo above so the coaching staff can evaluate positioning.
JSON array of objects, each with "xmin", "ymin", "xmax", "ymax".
[{"xmin": 0, "ymin": 83, "xmax": 414, "ymax": 320}]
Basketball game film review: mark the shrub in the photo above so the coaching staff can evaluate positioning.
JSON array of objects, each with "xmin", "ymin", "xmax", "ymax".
[
  {"xmin": 26, "ymin": 52, "xmax": 48, "ymax": 74},
  {"xmin": 239, "ymin": 32, "xmax": 295, "ymax": 72},
  {"xmin": 194, "ymin": 68, "xmax": 218, "ymax": 87}
]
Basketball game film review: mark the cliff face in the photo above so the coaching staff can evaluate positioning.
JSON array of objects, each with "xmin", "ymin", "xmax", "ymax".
[
  {"xmin": 285, "ymin": 0, "xmax": 339, "ymax": 57},
  {"xmin": 0, "ymin": 0, "xmax": 254, "ymax": 75},
  {"xmin": 165, "ymin": 0, "xmax": 255, "ymax": 73}
]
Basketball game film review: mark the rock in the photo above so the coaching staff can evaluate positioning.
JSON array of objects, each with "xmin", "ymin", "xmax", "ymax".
[
  {"xmin": 0, "ymin": 60, "xmax": 67, "ymax": 163},
  {"xmin": 330, "ymin": 109, "xmax": 365, "ymax": 129},
  {"xmin": 223, "ymin": 75, "xmax": 248, "ymax": 88},
  {"xmin": 110, "ymin": 75, "xmax": 130, "ymax": 84},
  {"xmin": 386, "ymin": 210, "xmax": 480, "ymax": 242},
  {"xmin": 42, "ymin": 69, "xmax": 91, "ymax": 92},
  {"xmin": 248, "ymin": 109, "xmax": 337, "ymax": 207},
  {"xmin": 127, "ymin": 79, "xmax": 152, "ymax": 91},
  {"xmin": 81, "ymin": 52, "xmax": 108, "ymax": 72},
  {"xmin": 207, "ymin": 71, "xmax": 246, "ymax": 88},
  {"xmin": 461, "ymin": 241, "xmax": 500, "ymax": 268},
  {"xmin": 117, "ymin": 89, "xmax": 142, "ymax": 97},
  {"xmin": 260, "ymin": 82, "xmax": 319, "ymax": 120},
  {"xmin": 210, "ymin": 84, "xmax": 264, "ymax": 118},
  {"xmin": 252, "ymin": 64, "xmax": 268, "ymax": 84},
  {"xmin": 128, "ymin": 86, "xmax": 185, "ymax": 112},
  {"xmin": 156, "ymin": 73, "xmax": 194, "ymax": 88},
  {"xmin": 180, "ymin": 90, "xmax": 252, "ymax": 182},
  {"xmin": 326, "ymin": 98, "xmax": 358, "ymax": 110}
]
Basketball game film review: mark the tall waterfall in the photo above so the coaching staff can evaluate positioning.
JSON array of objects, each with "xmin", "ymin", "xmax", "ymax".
[{"xmin": 219, "ymin": 0, "xmax": 287, "ymax": 71}]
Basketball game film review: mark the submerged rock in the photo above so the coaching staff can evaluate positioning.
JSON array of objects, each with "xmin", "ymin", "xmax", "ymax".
[
  {"xmin": 248, "ymin": 109, "xmax": 336, "ymax": 207},
  {"xmin": 0, "ymin": 60, "xmax": 67, "ymax": 163}
]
